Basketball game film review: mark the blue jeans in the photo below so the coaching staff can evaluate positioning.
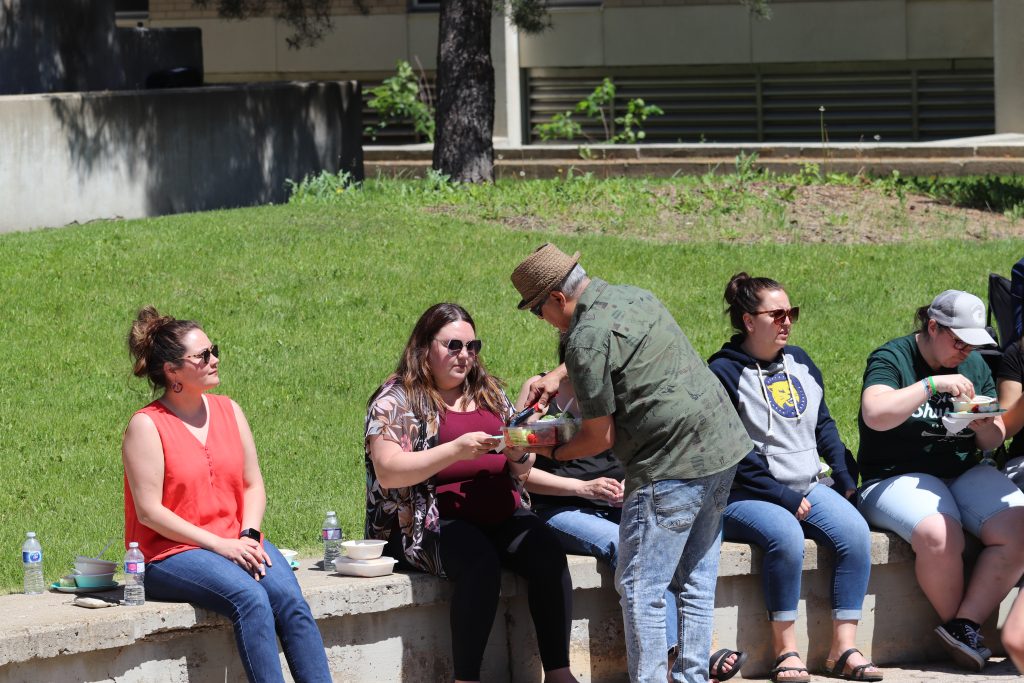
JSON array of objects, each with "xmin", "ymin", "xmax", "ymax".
[
  {"xmin": 616, "ymin": 466, "xmax": 736, "ymax": 683},
  {"xmin": 724, "ymin": 484, "xmax": 871, "ymax": 621},
  {"xmin": 534, "ymin": 504, "xmax": 679, "ymax": 651},
  {"xmin": 146, "ymin": 540, "xmax": 331, "ymax": 683}
]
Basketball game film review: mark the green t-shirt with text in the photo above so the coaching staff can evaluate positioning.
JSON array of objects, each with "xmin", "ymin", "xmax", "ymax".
[
  {"xmin": 564, "ymin": 279, "xmax": 751, "ymax": 497},
  {"xmin": 857, "ymin": 333, "xmax": 996, "ymax": 482}
]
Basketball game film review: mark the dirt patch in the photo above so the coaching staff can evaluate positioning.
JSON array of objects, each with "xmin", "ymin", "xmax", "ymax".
[{"xmin": 492, "ymin": 182, "xmax": 1024, "ymax": 243}]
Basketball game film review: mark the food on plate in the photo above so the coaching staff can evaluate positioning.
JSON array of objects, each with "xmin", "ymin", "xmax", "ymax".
[{"xmin": 951, "ymin": 395, "xmax": 1001, "ymax": 414}]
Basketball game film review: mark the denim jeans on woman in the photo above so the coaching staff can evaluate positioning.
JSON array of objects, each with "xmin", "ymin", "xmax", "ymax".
[
  {"xmin": 615, "ymin": 465, "xmax": 736, "ymax": 683},
  {"xmin": 723, "ymin": 483, "xmax": 871, "ymax": 621},
  {"xmin": 534, "ymin": 504, "xmax": 680, "ymax": 652},
  {"xmin": 145, "ymin": 540, "xmax": 332, "ymax": 683}
]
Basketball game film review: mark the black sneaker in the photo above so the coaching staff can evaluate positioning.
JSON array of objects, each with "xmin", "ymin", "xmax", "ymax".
[{"xmin": 935, "ymin": 619, "xmax": 992, "ymax": 671}]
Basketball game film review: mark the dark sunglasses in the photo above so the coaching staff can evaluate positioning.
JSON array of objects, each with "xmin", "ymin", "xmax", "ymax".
[
  {"xmin": 436, "ymin": 338, "xmax": 482, "ymax": 355},
  {"xmin": 530, "ymin": 295, "xmax": 549, "ymax": 318},
  {"xmin": 181, "ymin": 345, "xmax": 219, "ymax": 365},
  {"xmin": 753, "ymin": 307, "xmax": 800, "ymax": 324}
]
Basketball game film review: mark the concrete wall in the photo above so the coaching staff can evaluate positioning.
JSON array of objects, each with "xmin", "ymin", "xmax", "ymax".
[
  {"xmin": 0, "ymin": 81, "xmax": 363, "ymax": 232},
  {"xmin": 0, "ymin": 536, "xmax": 1018, "ymax": 682},
  {"xmin": 517, "ymin": 0, "xmax": 992, "ymax": 68},
  {"xmin": 994, "ymin": 0, "xmax": 1024, "ymax": 133}
]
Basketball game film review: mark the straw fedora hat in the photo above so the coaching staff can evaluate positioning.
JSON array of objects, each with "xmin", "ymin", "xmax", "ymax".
[{"xmin": 511, "ymin": 243, "xmax": 581, "ymax": 310}]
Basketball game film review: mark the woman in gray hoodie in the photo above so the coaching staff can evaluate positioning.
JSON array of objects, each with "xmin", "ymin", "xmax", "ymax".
[{"xmin": 708, "ymin": 273, "xmax": 880, "ymax": 683}]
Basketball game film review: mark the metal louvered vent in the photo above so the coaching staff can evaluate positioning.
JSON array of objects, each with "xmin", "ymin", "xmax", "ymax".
[
  {"xmin": 362, "ymin": 77, "xmax": 437, "ymax": 145},
  {"xmin": 526, "ymin": 64, "xmax": 994, "ymax": 144}
]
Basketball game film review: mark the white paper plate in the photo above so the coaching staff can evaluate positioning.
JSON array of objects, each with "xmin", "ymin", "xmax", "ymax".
[{"xmin": 333, "ymin": 556, "xmax": 397, "ymax": 578}]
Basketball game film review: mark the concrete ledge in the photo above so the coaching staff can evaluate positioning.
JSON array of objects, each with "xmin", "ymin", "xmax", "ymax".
[
  {"xmin": 0, "ymin": 532, "xmax": 1016, "ymax": 682},
  {"xmin": 365, "ymin": 136, "xmax": 1024, "ymax": 178}
]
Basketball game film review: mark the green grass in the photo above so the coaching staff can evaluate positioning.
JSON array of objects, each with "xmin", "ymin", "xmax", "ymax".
[{"xmin": 0, "ymin": 178, "xmax": 1019, "ymax": 592}]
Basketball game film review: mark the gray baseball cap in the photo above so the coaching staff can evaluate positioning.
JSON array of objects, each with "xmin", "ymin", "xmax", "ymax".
[{"xmin": 927, "ymin": 290, "xmax": 997, "ymax": 347}]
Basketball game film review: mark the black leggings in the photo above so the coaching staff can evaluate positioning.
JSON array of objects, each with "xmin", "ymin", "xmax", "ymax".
[{"xmin": 438, "ymin": 509, "xmax": 572, "ymax": 680}]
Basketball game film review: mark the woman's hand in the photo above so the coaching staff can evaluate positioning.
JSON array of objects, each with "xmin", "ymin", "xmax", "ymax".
[
  {"xmin": 795, "ymin": 497, "xmax": 811, "ymax": 521},
  {"xmin": 933, "ymin": 374, "xmax": 976, "ymax": 398},
  {"xmin": 577, "ymin": 477, "xmax": 623, "ymax": 504},
  {"xmin": 213, "ymin": 537, "xmax": 272, "ymax": 580},
  {"xmin": 452, "ymin": 432, "xmax": 500, "ymax": 460}
]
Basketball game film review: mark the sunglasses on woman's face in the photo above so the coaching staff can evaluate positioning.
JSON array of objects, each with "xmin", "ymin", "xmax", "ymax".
[
  {"xmin": 436, "ymin": 338, "xmax": 482, "ymax": 355},
  {"xmin": 753, "ymin": 307, "xmax": 800, "ymax": 324},
  {"xmin": 181, "ymin": 345, "xmax": 219, "ymax": 365}
]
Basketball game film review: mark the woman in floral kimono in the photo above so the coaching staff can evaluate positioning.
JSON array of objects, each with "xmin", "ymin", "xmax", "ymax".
[{"xmin": 364, "ymin": 302, "xmax": 578, "ymax": 683}]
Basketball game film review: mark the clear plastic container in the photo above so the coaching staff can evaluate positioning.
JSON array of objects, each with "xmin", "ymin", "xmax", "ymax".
[{"xmin": 503, "ymin": 416, "xmax": 580, "ymax": 448}]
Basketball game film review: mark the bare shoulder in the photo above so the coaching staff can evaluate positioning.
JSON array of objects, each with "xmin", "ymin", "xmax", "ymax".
[{"xmin": 124, "ymin": 411, "xmax": 158, "ymax": 439}]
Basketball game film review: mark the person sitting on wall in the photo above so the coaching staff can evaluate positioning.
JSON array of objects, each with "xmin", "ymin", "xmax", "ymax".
[
  {"xmin": 363, "ymin": 302, "xmax": 579, "ymax": 683},
  {"xmin": 708, "ymin": 273, "xmax": 881, "ymax": 682},
  {"xmin": 122, "ymin": 306, "xmax": 332, "ymax": 683},
  {"xmin": 857, "ymin": 290, "xmax": 1024, "ymax": 672}
]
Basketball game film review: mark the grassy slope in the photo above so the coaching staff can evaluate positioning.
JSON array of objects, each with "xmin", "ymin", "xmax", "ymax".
[{"xmin": 0, "ymin": 195, "xmax": 1018, "ymax": 591}]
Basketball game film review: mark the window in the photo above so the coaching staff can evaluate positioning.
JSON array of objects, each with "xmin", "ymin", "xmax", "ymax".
[{"xmin": 115, "ymin": 0, "xmax": 148, "ymax": 18}]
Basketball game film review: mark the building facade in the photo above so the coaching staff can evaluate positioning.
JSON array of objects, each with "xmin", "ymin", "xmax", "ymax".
[{"xmin": 129, "ymin": 0, "xmax": 1024, "ymax": 144}]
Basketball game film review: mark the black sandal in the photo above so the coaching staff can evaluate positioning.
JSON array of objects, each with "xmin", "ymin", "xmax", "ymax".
[
  {"xmin": 821, "ymin": 648, "xmax": 883, "ymax": 681},
  {"xmin": 770, "ymin": 651, "xmax": 811, "ymax": 683},
  {"xmin": 709, "ymin": 648, "xmax": 748, "ymax": 682}
]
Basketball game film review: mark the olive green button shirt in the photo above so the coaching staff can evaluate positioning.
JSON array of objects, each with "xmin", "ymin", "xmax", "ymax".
[{"xmin": 564, "ymin": 278, "xmax": 752, "ymax": 497}]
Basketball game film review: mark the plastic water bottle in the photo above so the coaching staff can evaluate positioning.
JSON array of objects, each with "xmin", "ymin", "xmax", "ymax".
[
  {"xmin": 123, "ymin": 542, "xmax": 145, "ymax": 606},
  {"xmin": 22, "ymin": 532, "xmax": 44, "ymax": 595},
  {"xmin": 322, "ymin": 511, "xmax": 343, "ymax": 568}
]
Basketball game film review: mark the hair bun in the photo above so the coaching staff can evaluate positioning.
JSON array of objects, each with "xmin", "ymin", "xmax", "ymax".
[
  {"xmin": 724, "ymin": 272, "xmax": 751, "ymax": 305},
  {"xmin": 128, "ymin": 306, "xmax": 176, "ymax": 378}
]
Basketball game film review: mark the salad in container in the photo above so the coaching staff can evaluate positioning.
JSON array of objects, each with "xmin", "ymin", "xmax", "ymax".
[{"xmin": 503, "ymin": 412, "xmax": 580, "ymax": 448}]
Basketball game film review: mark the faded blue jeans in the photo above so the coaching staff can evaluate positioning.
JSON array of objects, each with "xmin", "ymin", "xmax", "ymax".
[
  {"xmin": 145, "ymin": 540, "xmax": 332, "ymax": 683},
  {"xmin": 724, "ymin": 483, "xmax": 871, "ymax": 621},
  {"xmin": 615, "ymin": 466, "xmax": 736, "ymax": 683},
  {"xmin": 533, "ymin": 504, "xmax": 679, "ymax": 652}
]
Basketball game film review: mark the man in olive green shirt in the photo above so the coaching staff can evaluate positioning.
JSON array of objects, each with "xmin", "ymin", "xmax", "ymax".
[{"xmin": 511, "ymin": 243, "xmax": 751, "ymax": 683}]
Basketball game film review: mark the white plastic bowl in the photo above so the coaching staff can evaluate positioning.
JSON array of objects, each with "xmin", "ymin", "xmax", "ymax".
[
  {"xmin": 333, "ymin": 556, "xmax": 396, "ymax": 577},
  {"xmin": 74, "ymin": 556, "xmax": 117, "ymax": 575},
  {"xmin": 277, "ymin": 548, "xmax": 298, "ymax": 561},
  {"xmin": 952, "ymin": 395, "xmax": 996, "ymax": 413},
  {"xmin": 341, "ymin": 539, "xmax": 386, "ymax": 560}
]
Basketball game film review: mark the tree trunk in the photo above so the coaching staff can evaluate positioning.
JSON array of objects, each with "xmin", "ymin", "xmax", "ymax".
[
  {"xmin": 0, "ymin": 0, "xmax": 125, "ymax": 95},
  {"xmin": 432, "ymin": 0, "xmax": 495, "ymax": 183}
]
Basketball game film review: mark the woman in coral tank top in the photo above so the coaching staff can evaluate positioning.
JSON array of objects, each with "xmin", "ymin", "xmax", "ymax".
[{"xmin": 122, "ymin": 306, "xmax": 330, "ymax": 683}]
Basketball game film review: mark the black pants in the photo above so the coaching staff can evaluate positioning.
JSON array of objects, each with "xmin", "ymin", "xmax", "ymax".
[{"xmin": 392, "ymin": 508, "xmax": 573, "ymax": 680}]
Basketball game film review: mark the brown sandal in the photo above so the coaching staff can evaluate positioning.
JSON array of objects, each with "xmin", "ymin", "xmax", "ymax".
[
  {"xmin": 770, "ymin": 651, "xmax": 811, "ymax": 683},
  {"xmin": 821, "ymin": 648, "xmax": 883, "ymax": 681}
]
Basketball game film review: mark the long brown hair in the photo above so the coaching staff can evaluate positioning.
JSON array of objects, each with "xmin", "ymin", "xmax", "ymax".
[{"xmin": 369, "ymin": 303, "xmax": 506, "ymax": 420}]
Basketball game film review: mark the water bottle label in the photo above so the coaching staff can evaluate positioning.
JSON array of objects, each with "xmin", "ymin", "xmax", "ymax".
[
  {"xmin": 22, "ymin": 551, "xmax": 41, "ymax": 563},
  {"xmin": 125, "ymin": 561, "xmax": 145, "ymax": 574},
  {"xmin": 322, "ymin": 528, "xmax": 342, "ymax": 541}
]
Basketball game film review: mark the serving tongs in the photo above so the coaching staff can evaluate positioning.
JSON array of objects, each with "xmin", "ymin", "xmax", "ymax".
[{"xmin": 507, "ymin": 392, "xmax": 558, "ymax": 427}]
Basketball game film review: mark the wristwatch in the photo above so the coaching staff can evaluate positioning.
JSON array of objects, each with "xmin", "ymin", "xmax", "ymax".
[{"xmin": 239, "ymin": 528, "xmax": 262, "ymax": 543}]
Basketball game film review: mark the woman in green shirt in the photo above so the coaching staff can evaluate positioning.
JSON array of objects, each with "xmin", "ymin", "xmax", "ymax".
[{"xmin": 857, "ymin": 290, "xmax": 1024, "ymax": 672}]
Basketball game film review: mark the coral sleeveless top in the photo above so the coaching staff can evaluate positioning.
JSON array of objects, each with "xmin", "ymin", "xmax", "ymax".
[{"xmin": 124, "ymin": 394, "xmax": 246, "ymax": 562}]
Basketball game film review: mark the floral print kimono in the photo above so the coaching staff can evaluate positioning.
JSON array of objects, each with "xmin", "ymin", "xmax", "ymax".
[{"xmin": 363, "ymin": 379, "xmax": 528, "ymax": 578}]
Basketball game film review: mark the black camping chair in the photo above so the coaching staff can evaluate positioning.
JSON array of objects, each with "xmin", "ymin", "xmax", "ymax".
[{"xmin": 982, "ymin": 257, "xmax": 1024, "ymax": 376}]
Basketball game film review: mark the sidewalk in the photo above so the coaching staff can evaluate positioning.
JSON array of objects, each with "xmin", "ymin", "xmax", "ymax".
[{"xmin": 857, "ymin": 657, "xmax": 1018, "ymax": 682}]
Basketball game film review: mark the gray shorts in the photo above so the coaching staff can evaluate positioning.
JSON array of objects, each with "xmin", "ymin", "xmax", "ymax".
[{"xmin": 857, "ymin": 465, "xmax": 1024, "ymax": 542}]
